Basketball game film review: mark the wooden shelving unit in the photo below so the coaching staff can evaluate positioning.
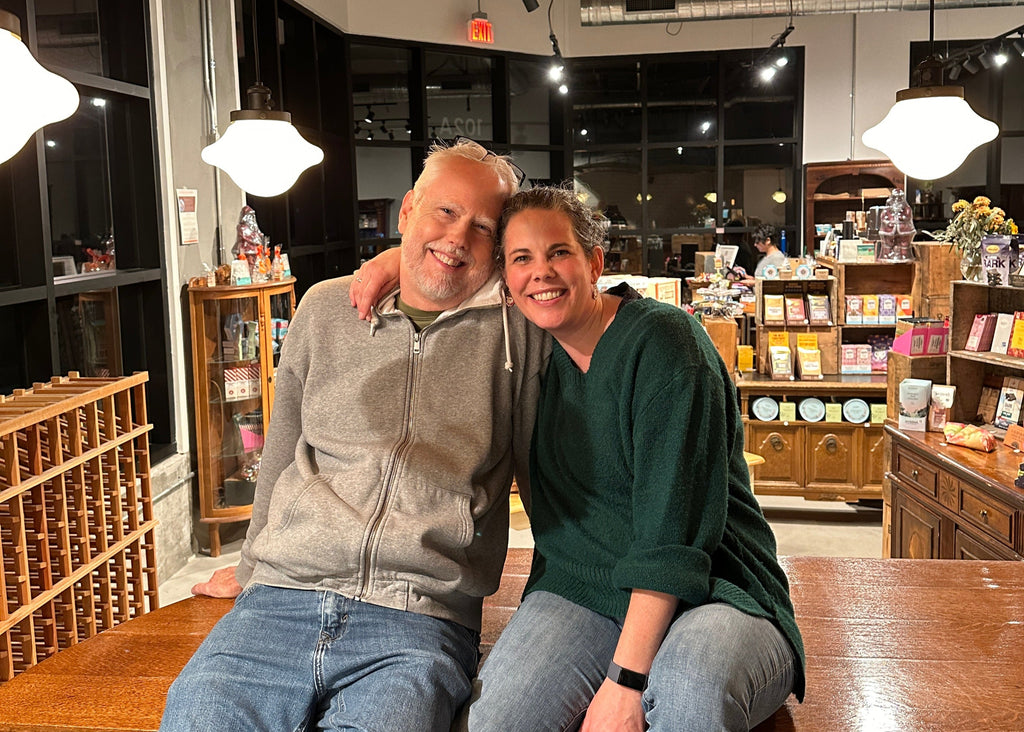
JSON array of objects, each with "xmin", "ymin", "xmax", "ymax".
[
  {"xmin": 188, "ymin": 279, "xmax": 296, "ymax": 557},
  {"xmin": 737, "ymin": 372, "xmax": 887, "ymax": 501},
  {"xmin": 886, "ymin": 281, "xmax": 1024, "ymax": 560},
  {"xmin": 804, "ymin": 160, "xmax": 904, "ymax": 256},
  {"xmin": 0, "ymin": 373, "xmax": 158, "ymax": 681}
]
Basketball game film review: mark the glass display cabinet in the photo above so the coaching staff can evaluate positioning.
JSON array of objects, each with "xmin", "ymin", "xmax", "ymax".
[{"xmin": 188, "ymin": 278, "xmax": 296, "ymax": 556}]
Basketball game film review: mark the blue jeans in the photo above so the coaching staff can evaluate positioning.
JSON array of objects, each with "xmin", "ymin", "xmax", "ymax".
[
  {"xmin": 161, "ymin": 584, "xmax": 479, "ymax": 732},
  {"xmin": 464, "ymin": 591, "xmax": 795, "ymax": 731}
]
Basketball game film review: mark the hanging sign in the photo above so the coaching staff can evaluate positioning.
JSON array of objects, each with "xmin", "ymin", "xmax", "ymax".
[{"xmin": 468, "ymin": 16, "xmax": 494, "ymax": 44}]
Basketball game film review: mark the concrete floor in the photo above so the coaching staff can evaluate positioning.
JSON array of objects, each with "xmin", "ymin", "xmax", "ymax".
[{"xmin": 158, "ymin": 493, "xmax": 883, "ymax": 605}]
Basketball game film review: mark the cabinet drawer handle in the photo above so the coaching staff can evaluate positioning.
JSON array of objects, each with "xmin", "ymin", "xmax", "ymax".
[
  {"xmin": 911, "ymin": 469, "xmax": 919, "ymax": 480},
  {"xmin": 825, "ymin": 436, "xmax": 838, "ymax": 454},
  {"xmin": 980, "ymin": 509, "xmax": 989, "ymax": 522},
  {"xmin": 769, "ymin": 434, "xmax": 784, "ymax": 452}
]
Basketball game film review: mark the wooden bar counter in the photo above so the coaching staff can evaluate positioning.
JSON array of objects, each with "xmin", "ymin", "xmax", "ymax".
[{"xmin": 1, "ymin": 554, "xmax": 1022, "ymax": 731}]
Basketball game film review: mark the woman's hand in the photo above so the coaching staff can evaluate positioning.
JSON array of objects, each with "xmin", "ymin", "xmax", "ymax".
[
  {"xmin": 581, "ymin": 679, "xmax": 646, "ymax": 732},
  {"xmin": 350, "ymin": 247, "xmax": 401, "ymax": 320}
]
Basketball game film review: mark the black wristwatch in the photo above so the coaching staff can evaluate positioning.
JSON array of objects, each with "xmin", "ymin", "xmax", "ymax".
[{"xmin": 606, "ymin": 660, "xmax": 648, "ymax": 691}]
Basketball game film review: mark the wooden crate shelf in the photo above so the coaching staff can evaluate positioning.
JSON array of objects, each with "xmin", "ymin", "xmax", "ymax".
[{"xmin": 0, "ymin": 372, "xmax": 158, "ymax": 683}]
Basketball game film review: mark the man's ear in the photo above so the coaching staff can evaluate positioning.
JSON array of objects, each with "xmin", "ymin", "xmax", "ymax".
[{"xmin": 397, "ymin": 189, "xmax": 416, "ymax": 234}]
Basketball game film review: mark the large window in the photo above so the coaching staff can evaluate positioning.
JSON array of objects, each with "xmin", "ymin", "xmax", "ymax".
[
  {"xmin": 908, "ymin": 40, "xmax": 1024, "ymax": 229},
  {"xmin": 569, "ymin": 49, "xmax": 804, "ymax": 273},
  {"xmin": 0, "ymin": 0, "xmax": 172, "ymax": 451}
]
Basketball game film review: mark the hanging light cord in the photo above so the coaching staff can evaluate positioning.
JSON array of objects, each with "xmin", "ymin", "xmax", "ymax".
[
  {"xmin": 251, "ymin": 0, "xmax": 262, "ymax": 85},
  {"xmin": 548, "ymin": 0, "xmax": 561, "ymax": 57}
]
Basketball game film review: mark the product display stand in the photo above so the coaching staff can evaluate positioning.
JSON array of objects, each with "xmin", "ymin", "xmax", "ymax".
[
  {"xmin": 0, "ymin": 372, "xmax": 158, "ymax": 682},
  {"xmin": 188, "ymin": 278, "xmax": 296, "ymax": 556}
]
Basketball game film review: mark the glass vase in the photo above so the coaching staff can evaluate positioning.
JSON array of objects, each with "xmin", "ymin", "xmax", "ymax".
[{"xmin": 960, "ymin": 246, "xmax": 983, "ymax": 282}]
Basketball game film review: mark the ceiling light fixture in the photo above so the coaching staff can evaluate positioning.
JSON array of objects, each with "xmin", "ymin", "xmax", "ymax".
[
  {"xmin": 201, "ymin": 0, "xmax": 323, "ymax": 197},
  {"xmin": 862, "ymin": 0, "xmax": 997, "ymax": 180},
  {"xmin": 0, "ymin": 9, "xmax": 80, "ymax": 164},
  {"xmin": 992, "ymin": 46, "xmax": 1009, "ymax": 66},
  {"xmin": 546, "ymin": 0, "xmax": 568, "ymax": 94},
  {"xmin": 363, "ymin": 106, "xmax": 374, "ymax": 124},
  {"xmin": 522, "ymin": 0, "xmax": 540, "ymax": 11},
  {"xmin": 1013, "ymin": 37, "xmax": 1024, "ymax": 56}
]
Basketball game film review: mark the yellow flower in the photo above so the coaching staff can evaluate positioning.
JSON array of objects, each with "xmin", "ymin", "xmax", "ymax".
[
  {"xmin": 973, "ymin": 195, "xmax": 991, "ymax": 207},
  {"xmin": 952, "ymin": 200, "xmax": 968, "ymax": 212}
]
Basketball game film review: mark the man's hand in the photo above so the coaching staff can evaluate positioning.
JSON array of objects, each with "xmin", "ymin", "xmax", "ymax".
[
  {"xmin": 581, "ymin": 679, "xmax": 646, "ymax": 732},
  {"xmin": 350, "ymin": 247, "xmax": 402, "ymax": 320},
  {"xmin": 191, "ymin": 565, "xmax": 242, "ymax": 598}
]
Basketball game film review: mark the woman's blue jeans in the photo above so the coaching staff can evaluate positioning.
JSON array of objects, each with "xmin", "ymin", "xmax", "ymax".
[
  {"xmin": 160, "ymin": 584, "xmax": 478, "ymax": 732},
  {"xmin": 463, "ymin": 591, "xmax": 795, "ymax": 732}
]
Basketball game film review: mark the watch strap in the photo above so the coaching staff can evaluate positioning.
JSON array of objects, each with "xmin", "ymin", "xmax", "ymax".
[{"xmin": 606, "ymin": 660, "xmax": 648, "ymax": 691}]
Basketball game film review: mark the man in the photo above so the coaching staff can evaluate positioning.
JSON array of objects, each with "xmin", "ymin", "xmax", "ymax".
[{"xmin": 161, "ymin": 139, "xmax": 547, "ymax": 731}]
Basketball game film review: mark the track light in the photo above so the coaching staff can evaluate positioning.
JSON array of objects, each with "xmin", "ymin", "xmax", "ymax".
[
  {"xmin": 522, "ymin": 0, "xmax": 540, "ymax": 10},
  {"xmin": 1013, "ymin": 38, "xmax": 1024, "ymax": 56},
  {"xmin": 404, "ymin": 121, "xmax": 412, "ymax": 134},
  {"xmin": 774, "ymin": 54, "xmax": 788, "ymax": 68},
  {"xmin": 993, "ymin": 46, "xmax": 1009, "ymax": 66},
  {"xmin": 363, "ymin": 106, "xmax": 374, "ymax": 124},
  {"xmin": 978, "ymin": 49, "xmax": 994, "ymax": 69},
  {"xmin": 948, "ymin": 63, "xmax": 962, "ymax": 81},
  {"xmin": 546, "ymin": 1, "xmax": 568, "ymax": 94},
  {"xmin": 366, "ymin": 130, "xmax": 374, "ymax": 141},
  {"xmin": 760, "ymin": 66, "xmax": 778, "ymax": 82},
  {"xmin": 963, "ymin": 56, "xmax": 980, "ymax": 74}
]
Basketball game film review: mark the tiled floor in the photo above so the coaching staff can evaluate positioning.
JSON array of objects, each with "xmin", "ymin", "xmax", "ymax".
[{"xmin": 158, "ymin": 493, "xmax": 883, "ymax": 605}]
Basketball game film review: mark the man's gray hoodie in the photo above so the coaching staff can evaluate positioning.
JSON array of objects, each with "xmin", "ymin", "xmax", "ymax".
[{"xmin": 237, "ymin": 273, "xmax": 548, "ymax": 632}]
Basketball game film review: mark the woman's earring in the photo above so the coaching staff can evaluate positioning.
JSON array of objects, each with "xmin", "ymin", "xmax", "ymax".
[
  {"xmin": 504, "ymin": 287, "xmax": 515, "ymax": 308},
  {"xmin": 592, "ymin": 283, "xmax": 599, "ymax": 300}
]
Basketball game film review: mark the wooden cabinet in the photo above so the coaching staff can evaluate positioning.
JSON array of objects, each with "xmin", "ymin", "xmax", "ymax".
[
  {"xmin": 738, "ymin": 373, "xmax": 887, "ymax": 500},
  {"xmin": 803, "ymin": 160, "xmax": 904, "ymax": 256},
  {"xmin": 188, "ymin": 279, "xmax": 296, "ymax": 556},
  {"xmin": 886, "ymin": 427, "xmax": 1023, "ymax": 560}
]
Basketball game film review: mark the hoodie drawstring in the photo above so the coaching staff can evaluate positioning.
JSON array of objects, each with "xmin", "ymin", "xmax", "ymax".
[{"xmin": 501, "ymin": 293, "xmax": 514, "ymax": 373}]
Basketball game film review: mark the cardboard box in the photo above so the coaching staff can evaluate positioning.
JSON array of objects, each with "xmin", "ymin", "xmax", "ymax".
[
  {"xmin": 845, "ymin": 295, "xmax": 863, "ymax": 324},
  {"xmin": 862, "ymin": 295, "xmax": 879, "ymax": 324},
  {"xmin": 646, "ymin": 277, "xmax": 681, "ymax": 307},
  {"xmin": 841, "ymin": 343, "xmax": 872, "ymax": 374},
  {"xmin": 893, "ymin": 318, "xmax": 948, "ymax": 356}
]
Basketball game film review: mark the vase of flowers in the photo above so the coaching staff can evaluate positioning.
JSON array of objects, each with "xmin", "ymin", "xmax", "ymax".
[{"xmin": 933, "ymin": 196, "xmax": 1018, "ymax": 283}]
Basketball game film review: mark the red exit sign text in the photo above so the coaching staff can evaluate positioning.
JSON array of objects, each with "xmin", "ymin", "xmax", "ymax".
[{"xmin": 468, "ymin": 17, "xmax": 494, "ymax": 44}]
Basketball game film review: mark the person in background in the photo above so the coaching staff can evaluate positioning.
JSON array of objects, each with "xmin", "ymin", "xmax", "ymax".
[
  {"xmin": 752, "ymin": 223, "xmax": 787, "ymax": 278},
  {"xmin": 161, "ymin": 139, "xmax": 548, "ymax": 732},
  {"xmin": 464, "ymin": 186, "xmax": 804, "ymax": 731}
]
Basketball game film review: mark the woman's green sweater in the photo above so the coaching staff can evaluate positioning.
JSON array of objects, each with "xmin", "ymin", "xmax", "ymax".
[{"xmin": 524, "ymin": 293, "xmax": 806, "ymax": 700}]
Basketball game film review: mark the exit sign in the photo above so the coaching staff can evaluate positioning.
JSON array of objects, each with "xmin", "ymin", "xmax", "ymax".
[{"xmin": 468, "ymin": 16, "xmax": 493, "ymax": 44}]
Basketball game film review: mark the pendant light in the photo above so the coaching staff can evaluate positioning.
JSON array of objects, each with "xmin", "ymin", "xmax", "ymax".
[
  {"xmin": 0, "ymin": 9, "xmax": 80, "ymax": 164},
  {"xmin": 200, "ymin": 1, "xmax": 323, "ymax": 197},
  {"xmin": 862, "ymin": 0, "xmax": 997, "ymax": 180},
  {"xmin": 771, "ymin": 169, "xmax": 787, "ymax": 204}
]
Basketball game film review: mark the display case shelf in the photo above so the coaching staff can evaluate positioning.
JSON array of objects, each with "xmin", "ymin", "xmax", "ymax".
[{"xmin": 188, "ymin": 278, "xmax": 296, "ymax": 556}]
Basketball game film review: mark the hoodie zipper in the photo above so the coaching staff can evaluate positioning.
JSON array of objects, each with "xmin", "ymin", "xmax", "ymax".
[{"xmin": 357, "ymin": 323, "xmax": 421, "ymax": 600}]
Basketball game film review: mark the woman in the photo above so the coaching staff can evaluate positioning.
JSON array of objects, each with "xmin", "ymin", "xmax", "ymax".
[
  {"xmin": 351, "ymin": 188, "xmax": 805, "ymax": 730},
  {"xmin": 471, "ymin": 187, "xmax": 804, "ymax": 731}
]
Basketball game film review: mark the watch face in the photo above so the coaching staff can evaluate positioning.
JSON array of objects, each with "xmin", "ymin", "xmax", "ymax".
[{"xmin": 799, "ymin": 398, "xmax": 826, "ymax": 422}]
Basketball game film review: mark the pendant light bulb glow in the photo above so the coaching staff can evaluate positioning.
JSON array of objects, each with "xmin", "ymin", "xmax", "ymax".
[
  {"xmin": 201, "ymin": 84, "xmax": 324, "ymax": 197},
  {"xmin": 862, "ymin": 85, "xmax": 998, "ymax": 181},
  {"xmin": 0, "ymin": 10, "xmax": 80, "ymax": 164},
  {"xmin": 772, "ymin": 189, "xmax": 787, "ymax": 204}
]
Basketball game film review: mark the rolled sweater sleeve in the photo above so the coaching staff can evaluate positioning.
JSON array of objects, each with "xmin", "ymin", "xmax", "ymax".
[{"xmin": 611, "ymin": 364, "xmax": 732, "ymax": 608}]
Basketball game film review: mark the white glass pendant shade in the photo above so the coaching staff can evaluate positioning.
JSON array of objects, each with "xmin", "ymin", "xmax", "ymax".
[
  {"xmin": 202, "ymin": 118, "xmax": 323, "ymax": 197},
  {"xmin": 0, "ymin": 17, "xmax": 80, "ymax": 164},
  {"xmin": 862, "ymin": 86, "xmax": 998, "ymax": 181}
]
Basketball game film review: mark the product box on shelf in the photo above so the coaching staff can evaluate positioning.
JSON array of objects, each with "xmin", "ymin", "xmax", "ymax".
[
  {"xmin": 840, "ymin": 343, "xmax": 872, "ymax": 374},
  {"xmin": 898, "ymin": 378, "xmax": 933, "ymax": 431},
  {"xmin": 886, "ymin": 352, "xmax": 946, "ymax": 420},
  {"xmin": 965, "ymin": 313, "xmax": 997, "ymax": 352},
  {"xmin": 893, "ymin": 318, "xmax": 948, "ymax": 356}
]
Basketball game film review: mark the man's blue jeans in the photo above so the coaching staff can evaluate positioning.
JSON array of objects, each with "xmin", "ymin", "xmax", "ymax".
[
  {"xmin": 464, "ymin": 591, "xmax": 795, "ymax": 731},
  {"xmin": 160, "ymin": 584, "xmax": 478, "ymax": 732}
]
